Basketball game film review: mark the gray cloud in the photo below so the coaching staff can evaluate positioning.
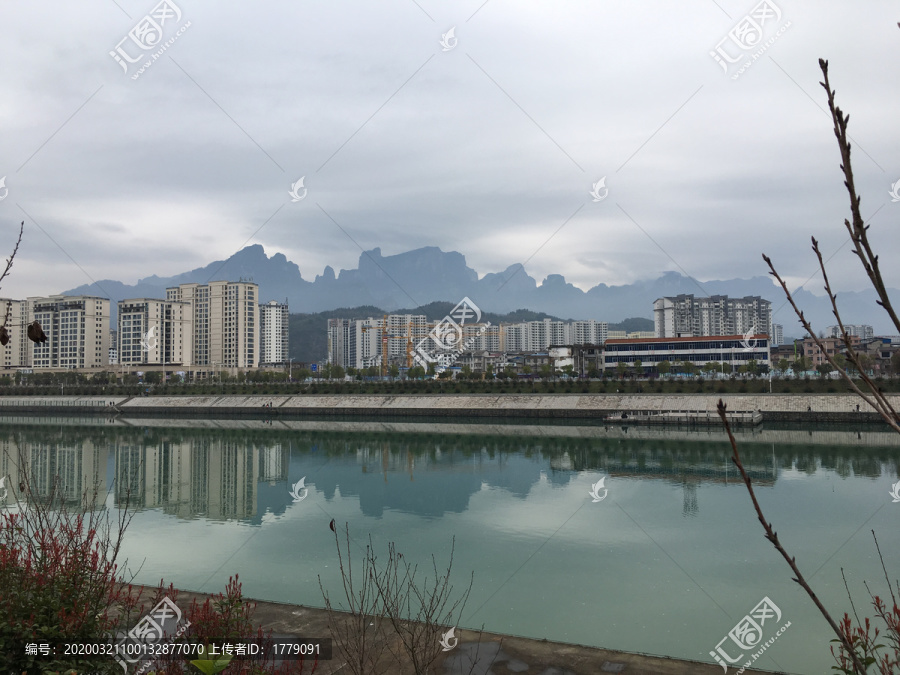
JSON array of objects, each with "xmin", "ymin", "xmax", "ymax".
[{"xmin": 1, "ymin": 0, "xmax": 898, "ymax": 315}]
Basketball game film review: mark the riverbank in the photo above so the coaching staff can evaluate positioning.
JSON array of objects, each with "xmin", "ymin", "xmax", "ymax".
[
  {"xmin": 0, "ymin": 393, "xmax": 895, "ymax": 424},
  {"xmin": 127, "ymin": 586, "xmax": 777, "ymax": 675}
]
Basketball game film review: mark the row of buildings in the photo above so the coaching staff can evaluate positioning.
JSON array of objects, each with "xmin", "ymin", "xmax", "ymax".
[
  {"xmin": 0, "ymin": 281, "xmax": 290, "ymax": 376},
  {"xmin": 326, "ymin": 316, "xmax": 656, "ymax": 371},
  {"xmin": 326, "ymin": 293, "xmax": 896, "ymax": 377}
]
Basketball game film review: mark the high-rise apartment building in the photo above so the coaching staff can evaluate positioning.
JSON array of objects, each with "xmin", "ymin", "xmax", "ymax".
[
  {"xmin": 826, "ymin": 324, "xmax": 873, "ymax": 340},
  {"xmin": 771, "ymin": 323, "xmax": 784, "ymax": 346},
  {"xmin": 259, "ymin": 300, "xmax": 289, "ymax": 365},
  {"xmin": 30, "ymin": 296, "xmax": 110, "ymax": 369},
  {"xmin": 0, "ymin": 298, "xmax": 33, "ymax": 368},
  {"xmin": 572, "ymin": 320, "xmax": 609, "ymax": 345},
  {"xmin": 117, "ymin": 299, "xmax": 191, "ymax": 366},
  {"xmin": 654, "ymin": 294, "xmax": 772, "ymax": 339},
  {"xmin": 166, "ymin": 281, "xmax": 259, "ymax": 368}
]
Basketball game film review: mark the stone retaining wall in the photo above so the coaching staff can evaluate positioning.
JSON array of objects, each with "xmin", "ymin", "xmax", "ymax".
[{"xmin": 0, "ymin": 394, "xmax": 895, "ymax": 423}]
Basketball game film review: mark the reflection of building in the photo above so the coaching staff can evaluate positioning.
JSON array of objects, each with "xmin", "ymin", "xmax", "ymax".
[
  {"xmin": 0, "ymin": 439, "xmax": 107, "ymax": 507},
  {"xmin": 259, "ymin": 444, "xmax": 290, "ymax": 484},
  {"xmin": 115, "ymin": 440, "xmax": 264, "ymax": 519}
]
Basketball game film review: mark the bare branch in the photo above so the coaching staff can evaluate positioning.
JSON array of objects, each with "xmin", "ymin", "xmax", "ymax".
[{"xmin": 717, "ymin": 400, "xmax": 866, "ymax": 674}]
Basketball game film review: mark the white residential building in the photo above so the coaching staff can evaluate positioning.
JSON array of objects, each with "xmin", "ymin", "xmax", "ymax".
[
  {"xmin": 30, "ymin": 296, "xmax": 110, "ymax": 369},
  {"xmin": 771, "ymin": 324, "xmax": 784, "ymax": 346},
  {"xmin": 166, "ymin": 281, "xmax": 259, "ymax": 368},
  {"xmin": 0, "ymin": 298, "xmax": 33, "ymax": 369},
  {"xmin": 117, "ymin": 299, "xmax": 191, "ymax": 366},
  {"xmin": 654, "ymin": 294, "xmax": 772, "ymax": 339},
  {"xmin": 826, "ymin": 324, "xmax": 873, "ymax": 340},
  {"xmin": 259, "ymin": 300, "xmax": 290, "ymax": 365}
]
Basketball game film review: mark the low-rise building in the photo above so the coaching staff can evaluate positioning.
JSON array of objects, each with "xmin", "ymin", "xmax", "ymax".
[{"xmin": 603, "ymin": 335, "xmax": 771, "ymax": 375}]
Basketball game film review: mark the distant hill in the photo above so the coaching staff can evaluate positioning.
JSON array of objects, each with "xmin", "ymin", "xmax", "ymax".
[{"xmin": 62, "ymin": 244, "xmax": 897, "ymax": 342}]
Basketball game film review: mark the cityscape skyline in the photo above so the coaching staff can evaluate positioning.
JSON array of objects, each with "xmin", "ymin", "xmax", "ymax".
[{"xmin": 1, "ymin": 2, "xmax": 898, "ymax": 310}]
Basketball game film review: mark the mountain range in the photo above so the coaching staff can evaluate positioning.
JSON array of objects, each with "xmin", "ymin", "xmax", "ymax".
[{"xmin": 62, "ymin": 245, "xmax": 898, "ymax": 335}]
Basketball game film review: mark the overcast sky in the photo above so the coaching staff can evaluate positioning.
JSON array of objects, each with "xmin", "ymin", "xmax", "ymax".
[{"xmin": 1, "ymin": 1, "xmax": 898, "ymax": 305}]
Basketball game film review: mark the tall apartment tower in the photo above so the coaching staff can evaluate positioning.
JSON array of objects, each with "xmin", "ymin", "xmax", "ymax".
[
  {"xmin": 0, "ymin": 298, "xmax": 33, "ymax": 368},
  {"xmin": 166, "ymin": 281, "xmax": 259, "ymax": 368},
  {"xmin": 29, "ymin": 296, "xmax": 110, "ymax": 369},
  {"xmin": 654, "ymin": 294, "xmax": 772, "ymax": 339},
  {"xmin": 117, "ymin": 299, "xmax": 192, "ymax": 366},
  {"xmin": 259, "ymin": 300, "xmax": 289, "ymax": 365}
]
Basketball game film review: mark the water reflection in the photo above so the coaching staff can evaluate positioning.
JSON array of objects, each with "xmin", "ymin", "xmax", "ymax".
[{"xmin": 0, "ymin": 419, "xmax": 896, "ymax": 522}]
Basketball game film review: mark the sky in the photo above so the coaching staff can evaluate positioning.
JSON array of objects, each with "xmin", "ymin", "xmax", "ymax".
[{"xmin": 1, "ymin": 0, "xmax": 898, "ymax": 304}]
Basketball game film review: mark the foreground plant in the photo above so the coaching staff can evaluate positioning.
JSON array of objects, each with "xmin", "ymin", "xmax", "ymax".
[
  {"xmin": 720, "ymin": 54, "xmax": 900, "ymax": 674},
  {"xmin": 320, "ymin": 522, "xmax": 484, "ymax": 675}
]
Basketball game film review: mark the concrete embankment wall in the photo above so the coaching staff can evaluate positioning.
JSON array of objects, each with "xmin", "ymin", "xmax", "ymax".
[{"xmin": 0, "ymin": 394, "xmax": 896, "ymax": 423}]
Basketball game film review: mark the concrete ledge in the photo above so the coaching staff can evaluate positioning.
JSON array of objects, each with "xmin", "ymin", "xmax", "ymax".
[
  {"xmin": 0, "ymin": 394, "xmax": 895, "ymax": 424},
  {"xmin": 137, "ymin": 587, "xmax": 777, "ymax": 675}
]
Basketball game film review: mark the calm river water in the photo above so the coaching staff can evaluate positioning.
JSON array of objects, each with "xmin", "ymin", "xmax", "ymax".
[{"xmin": 1, "ymin": 416, "xmax": 898, "ymax": 674}]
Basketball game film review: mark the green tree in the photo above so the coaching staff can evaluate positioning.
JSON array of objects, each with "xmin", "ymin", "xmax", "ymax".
[
  {"xmin": 504, "ymin": 366, "xmax": 517, "ymax": 379},
  {"xmin": 817, "ymin": 362, "xmax": 834, "ymax": 377},
  {"xmin": 777, "ymin": 358, "xmax": 790, "ymax": 374},
  {"xmin": 587, "ymin": 366, "xmax": 601, "ymax": 379},
  {"xmin": 680, "ymin": 360, "xmax": 698, "ymax": 377},
  {"xmin": 407, "ymin": 365, "xmax": 426, "ymax": 379},
  {"xmin": 539, "ymin": 364, "xmax": 552, "ymax": 380},
  {"xmin": 792, "ymin": 356, "xmax": 812, "ymax": 373},
  {"xmin": 746, "ymin": 359, "xmax": 758, "ymax": 376},
  {"xmin": 633, "ymin": 359, "xmax": 642, "ymax": 377},
  {"xmin": 561, "ymin": 365, "xmax": 574, "ymax": 378},
  {"xmin": 485, "ymin": 364, "xmax": 494, "ymax": 379},
  {"xmin": 657, "ymin": 360, "xmax": 671, "ymax": 377},
  {"xmin": 522, "ymin": 365, "xmax": 532, "ymax": 376},
  {"xmin": 702, "ymin": 362, "xmax": 717, "ymax": 377},
  {"xmin": 389, "ymin": 364, "xmax": 400, "ymax": 380},
  {"xmin": 332, "ymin": 365, "xmax": 346, "ymax": 380},
  {"xmin": 616, "ymin": 361, "xmax": 627, "ymax": 379},
  {"xmin": 857, "ymin": 354, "xmax": 873, "ymax": 375},
  {"xmin": 460, "ymin": 365, "xmax": 473, "ymax": 380}
]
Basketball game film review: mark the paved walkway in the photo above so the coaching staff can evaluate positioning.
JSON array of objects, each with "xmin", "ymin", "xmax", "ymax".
[{"xmin": 132, "ymin": 587, "xmax": 782, "ymax": 675}]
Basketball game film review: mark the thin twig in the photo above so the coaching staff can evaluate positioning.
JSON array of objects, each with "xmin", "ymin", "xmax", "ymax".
[{"xmin": 717, "ymin": 399, "xmax": 866, "ymax": 674}]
